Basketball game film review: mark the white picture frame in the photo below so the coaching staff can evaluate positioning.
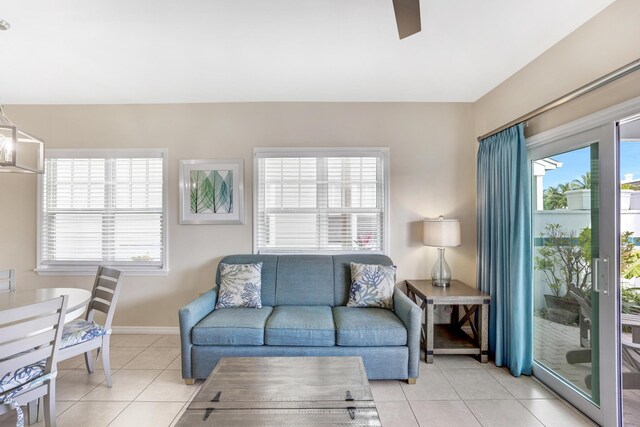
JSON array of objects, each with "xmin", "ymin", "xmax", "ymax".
[{"xmin": 179, "ymin": 159, "xmax": 244, "ymax": 224}]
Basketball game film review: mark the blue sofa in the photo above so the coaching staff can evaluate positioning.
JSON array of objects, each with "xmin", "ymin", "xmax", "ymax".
[{"xmin": 179, "ymin": 254, "xmax": 421, "ymax": 384}]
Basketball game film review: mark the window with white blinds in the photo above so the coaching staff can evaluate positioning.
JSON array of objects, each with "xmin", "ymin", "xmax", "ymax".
[
  {"xmin": 254, "ymin": 148, "xmax": 389, "ymax": 254},
  {"xmin": 37, "ymin": 149, "xmax": 167, "ymax": 274}
]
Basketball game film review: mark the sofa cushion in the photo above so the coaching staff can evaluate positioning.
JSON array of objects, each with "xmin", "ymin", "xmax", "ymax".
[
  {"xmin": 193, "ymin": 306, "xmax": 273, "ymax": 346},
  {"xmin": 216, "ymin": 262, "xmax": 263, "ymax": 309},
  {"xmin": 265, "ymin": 306, "xmax": 335, "ymax": 347},
  {"xmin": 275, "ymin": 256, "xmax": 334, "ymax": 306},
  {"xmin": 333, "ymin": 306, "xmax": 407, "ymax": 347}
]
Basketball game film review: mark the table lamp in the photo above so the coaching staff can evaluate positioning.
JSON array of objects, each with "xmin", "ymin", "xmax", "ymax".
[{"xmin": 423, "ymin": 216, "xmax": 461, "ymax": 287}]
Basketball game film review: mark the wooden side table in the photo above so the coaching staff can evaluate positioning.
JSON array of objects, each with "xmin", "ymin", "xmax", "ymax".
[{"xmin": 405, "ymin": 279, "xmax": 490, "ymax": 363}]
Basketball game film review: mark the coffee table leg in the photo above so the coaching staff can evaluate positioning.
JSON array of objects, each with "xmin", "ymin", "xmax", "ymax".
[
  {"xmin": 426, "ymin": 301, "xmax": 434, "ymax": 364},
  {"xmin": 480, "ymin": 302, "xmax": 489, "ymax": 363}
]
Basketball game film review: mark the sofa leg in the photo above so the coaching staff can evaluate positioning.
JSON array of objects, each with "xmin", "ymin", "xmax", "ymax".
[
  {"xmin": 407, "ymin": 378, "xmax": 417, "ymax": 385},
  {"xmin": 184, "ymin": 378, "xmax": 195, "ymax": 385}
]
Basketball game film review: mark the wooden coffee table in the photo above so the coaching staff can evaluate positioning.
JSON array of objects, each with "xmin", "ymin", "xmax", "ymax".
[{"xmin": 176, "ymin": 356, "xmax": 381, "ymax": 426}]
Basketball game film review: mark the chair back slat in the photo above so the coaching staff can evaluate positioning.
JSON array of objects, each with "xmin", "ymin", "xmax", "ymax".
[
  {"xmin": 0, "ymin": 295, "xmax": 67, "ymax": 382},
  {"xmin": 0, "ymin": 268, "xmax": 16, "ymax": 292},
  {"xmin": 0, "ymin": 346, "xmax": 53, "ymax": 375},
  {"xmin": 86, "ymin": 266, "xmax": 123, "ymax": 330},
  {"xmin": 569, "ymin": 290, "xmax": 592, "ymax": 319},
  {"xmin": 94, "ymin": 287, "xmax": 115, "ymax": 304},
  {"xmin": 94, "ymin": 276, "xmax": 119, "ymax": 291},
  {"xmin": 98, "ymin": 267, "xmax": 121, "ymax": 281},
  {"xmin": 0, "ymin": 298, "xmax": 65, "ymax": 325},
  {"xmin": 0, "ymin": 314, "xmax": 60, "ymax": 344},
  {"xmin": 91, "ymin": 300, "xmax": 111, "ymax": 315},
  {"xmin": 0, "ymin": 328, "xmax": 57, "ymax": 360}
]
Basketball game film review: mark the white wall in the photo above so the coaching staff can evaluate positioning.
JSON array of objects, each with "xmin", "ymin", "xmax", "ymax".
[{"xmin": 0, "ymin": 103, "xmax": 476, "ymax": 327}]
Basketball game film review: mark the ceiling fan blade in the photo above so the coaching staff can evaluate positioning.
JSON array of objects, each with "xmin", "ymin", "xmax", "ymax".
[{"xmin": 392, "ymin": 0, "xmax": 421, "ymax": 39}]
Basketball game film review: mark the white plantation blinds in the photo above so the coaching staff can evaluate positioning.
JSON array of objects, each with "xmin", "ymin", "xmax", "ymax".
[
  {"xmin": 38, "ymin": 149, "xmax": 167, "ymax": 273},
  {"xmin": 254, "ymin": 149, "xmax": 389, "ymax": 254}
]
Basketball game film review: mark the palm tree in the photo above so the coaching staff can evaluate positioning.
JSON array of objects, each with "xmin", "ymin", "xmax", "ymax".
[
  {"xmin": 558, "ymin": 182, "xmax": 572, "ymax": 194},
  {"xmin": 543, "ymin": 186, "xmax": 567, "ymax": 210},
  {"xmin": 571, "ymin": 172, "xmax": 591, "ymax": 190}
]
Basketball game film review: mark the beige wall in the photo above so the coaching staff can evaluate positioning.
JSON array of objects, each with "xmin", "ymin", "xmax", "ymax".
[
  {"xmin": 474, "ymin": 0, "xmax": 640, "ymax": 138},
  {"xmin": 0, "ymin": 103, "xmax": 476, "ymax": 327}
]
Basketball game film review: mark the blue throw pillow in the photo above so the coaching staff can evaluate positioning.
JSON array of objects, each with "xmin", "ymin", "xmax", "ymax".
[
  {"xmin": 347, "ymin": 262, "xmax": 397, "ymax": 310},
  {"xmin": 216, "ymin": 262, "xmax": 263, "ymax": 309}
]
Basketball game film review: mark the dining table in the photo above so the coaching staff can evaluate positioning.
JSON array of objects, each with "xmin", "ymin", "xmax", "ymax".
[{"xmin": 0, "ymin": 287, "xmax": 92, "ymax": 322}]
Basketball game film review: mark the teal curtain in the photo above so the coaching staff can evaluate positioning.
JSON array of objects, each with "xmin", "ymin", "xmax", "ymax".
[{"xmin": 477, "ymin": 123, "xmax": 532, "ymax": 376}]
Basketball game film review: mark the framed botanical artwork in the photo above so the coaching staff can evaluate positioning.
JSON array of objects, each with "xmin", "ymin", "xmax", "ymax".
[{"xmin": 179, "ymin": 159, "xmax": 244, "ymax": 224}]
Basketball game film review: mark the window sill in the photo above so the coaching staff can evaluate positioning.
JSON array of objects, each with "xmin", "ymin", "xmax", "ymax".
[{"xmin": 35, "ymin": 267, "xmax": 169, "ymax": 277}]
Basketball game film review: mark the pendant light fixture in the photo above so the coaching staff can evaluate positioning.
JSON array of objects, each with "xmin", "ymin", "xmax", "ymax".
[{"xmin": 0, "ymin": 106, "xmax": 45, "ymax": 174}]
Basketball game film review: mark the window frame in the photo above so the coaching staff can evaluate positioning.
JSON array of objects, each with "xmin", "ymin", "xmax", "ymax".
[
  {"xmin": 36, "ymin": 148, "xmax": 169, "ymax": 276},
  {"xmin": 252, "ymin": 147, "xmax": 390, "ymax": 255}
]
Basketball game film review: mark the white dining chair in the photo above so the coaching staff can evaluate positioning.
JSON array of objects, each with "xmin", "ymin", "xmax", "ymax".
[
  {"xmin": 0, "ymin": 268, "xmax": 16, "ymax": 292},
  {"xmin": 0, "ymin": 295, "xmax": 68, "ymax": 427},
  {"xmin": 57, "ymin": 267, "xmax": 123, "ymax": 387}
]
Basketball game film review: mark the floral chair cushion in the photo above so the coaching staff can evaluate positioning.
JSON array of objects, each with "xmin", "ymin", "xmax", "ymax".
[
  {"xmin": 0, "ymin": 365, "xmax": 56, "ymax": 427},
  {"xmin": 60, "ymin": 319, "xmax": 109, "ymax": 349},
  {"xmin": 215, "ymin": 262, "xmax": 263, "ymax": 309},
  {"xmin": 347, "ymin": 262, "xmax": 397, "ymax": 310},
  {"xmin": 0, "ymin": 361, "xmax": 45, "ymax": 394}
]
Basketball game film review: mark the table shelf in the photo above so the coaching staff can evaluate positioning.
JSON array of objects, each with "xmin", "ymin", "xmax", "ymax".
[{"xmin": 434, "ymin": 325, "xmax": 480, "ymax": 355}]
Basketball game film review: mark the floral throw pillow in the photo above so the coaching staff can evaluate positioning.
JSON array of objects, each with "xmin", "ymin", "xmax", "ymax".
[
  {"xmin": 347, "ymin": 262, "xmax": 397, "ymax": 310},
  {"xmin": 215, "ymin": 262, "xmax": 263, "ymax": 309}
]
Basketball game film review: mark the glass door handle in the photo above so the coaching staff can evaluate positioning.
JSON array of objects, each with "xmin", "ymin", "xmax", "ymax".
[{"xmin": 593, "ymin": 257, "xmax": 610, "ymax": 295}]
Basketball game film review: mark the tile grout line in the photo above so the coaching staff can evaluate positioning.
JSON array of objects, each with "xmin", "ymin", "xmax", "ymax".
[
  {"xmin": 52, "ymin": 338, "xmax": 182, "ymax": 425},
  {"xmin": 518, "ymin": 400, "xmax": 551, "ymax": 427},
  {"xmin": 55, "ymin": 400, "xmax": 77, "ymax": 419},
  {"xmin": 168, "ymin": 401, "xmax": 190, "ymax": 427},
  {"xmin": 435, "ymin": 361, "xmax": 465, "ymax": 402},
  {"xmin": 432, "ymin": 359, "xmax": 487, "ymax": 427},
  {"xmin": 57, "ymin": 340, "xmax": 155, "ymax": 424},
  {"xmin": 117, "ymin": 343, "xmax": 166, "ymax": 370},
  {"xmin": 460, "ymin": 364, "xmax": 545, "ymax": 425},
  {"xmin": 104, "ymin": 401, "xmax": 135, "ymax": 427},
  {"xmin": 403, "ymin": 358, "xmax": 463, "ymax": 427},
  {"xmin": 103, "ymin": 367, "xmax": 166, "ymax": 427},
  {"xmin": 103, "ymin": 340, "xmax": 163, "ymax": 426}
]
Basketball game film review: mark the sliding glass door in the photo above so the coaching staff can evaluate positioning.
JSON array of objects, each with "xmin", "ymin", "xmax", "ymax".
[
  {"xmin": 619, "ymin": 115, "xmax": 640, "ymax": 426},
  {"xmin": 529, "ymin": 123, "xmax": 621, "ymax": 426}
]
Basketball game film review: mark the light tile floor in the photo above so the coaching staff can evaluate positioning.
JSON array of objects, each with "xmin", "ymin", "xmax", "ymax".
[
  {"xmin": 534, "ymin": 315, "xmax": 640, "ymax": 426},
  {"xmin": 13, "ymin": 334, "xmax": 596, "ymax": 427}
]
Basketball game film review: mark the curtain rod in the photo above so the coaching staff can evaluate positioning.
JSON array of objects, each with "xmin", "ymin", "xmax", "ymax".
[{"xmin": 477, "ymin": 58, "xmax": 640, "ymax": 142}]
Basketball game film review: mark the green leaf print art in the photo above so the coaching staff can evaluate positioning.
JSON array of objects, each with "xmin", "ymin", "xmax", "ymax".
[{"xmin": 190, "ymin": 169, "xmax": 234, "ymax": 214}]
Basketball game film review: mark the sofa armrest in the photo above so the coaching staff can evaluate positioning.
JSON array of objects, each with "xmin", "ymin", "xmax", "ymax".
[
  {"xmin": 394, "ymin": 287, "xmax": 422, "ymax": 379},
  {"xmin": 179, "ymin": 287, "xmax": 218, "ymax": 379}
]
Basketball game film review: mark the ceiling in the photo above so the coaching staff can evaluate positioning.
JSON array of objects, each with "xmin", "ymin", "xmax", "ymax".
[{"xmin": 0, "ymin": 0, "xmax": 615, "ymax": 104}]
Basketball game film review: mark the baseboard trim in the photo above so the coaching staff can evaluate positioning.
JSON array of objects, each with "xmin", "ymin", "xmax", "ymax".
[{"xmin": 111, "ymin": 326, "xmax": 179, "ymax": 335}]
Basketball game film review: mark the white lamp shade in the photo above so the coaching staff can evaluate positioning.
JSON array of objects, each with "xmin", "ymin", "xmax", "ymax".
[{"xmin": 423, "ymin": 217, "xmax": 461, "ymax": 247}]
